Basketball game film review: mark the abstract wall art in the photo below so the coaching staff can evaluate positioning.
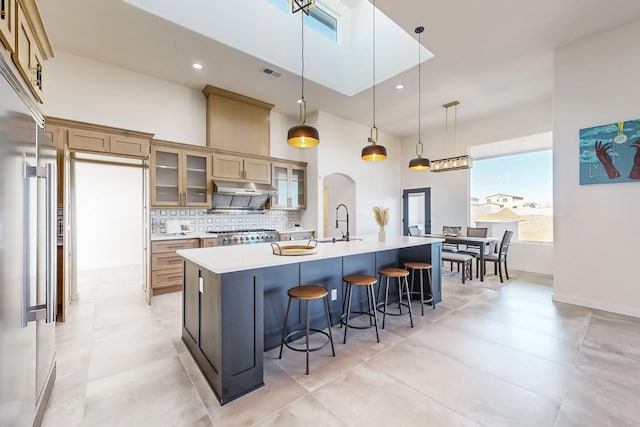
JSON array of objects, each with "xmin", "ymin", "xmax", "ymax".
[{"xmin": 580, "ymin": 119, "xmax": 640, "ymax": 185}]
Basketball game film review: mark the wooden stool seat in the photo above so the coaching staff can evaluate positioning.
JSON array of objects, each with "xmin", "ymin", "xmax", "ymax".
[
  {"xmin": 378, "ymin": 268, "xmax": 410, "ymax": 278},
  {"xmin": 403, "ymin": 262, "xmax": 432, "ymax": 270},
  {"xmin": 288, "ymin": 285, "xmax": 328, "ymax": 300},
  {"xmin": 343, "ymin": 274, "xmax": 377, "ymax": 286}
]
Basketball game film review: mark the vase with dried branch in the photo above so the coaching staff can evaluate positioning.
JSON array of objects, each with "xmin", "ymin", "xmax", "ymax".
[{"xmin": 372, "ymin": 206, "xmax": 389, "ymax": 242}]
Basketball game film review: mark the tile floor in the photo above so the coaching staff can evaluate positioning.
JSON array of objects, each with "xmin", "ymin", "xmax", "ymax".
[{"xmin": 41, "ymin": 266, "xmax": 640, "ymax": 427}]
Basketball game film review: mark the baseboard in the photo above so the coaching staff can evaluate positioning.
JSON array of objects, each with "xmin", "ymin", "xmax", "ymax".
[{"xmin": 552, "ymin": 293, "xmax": 640, "ymax": 319}]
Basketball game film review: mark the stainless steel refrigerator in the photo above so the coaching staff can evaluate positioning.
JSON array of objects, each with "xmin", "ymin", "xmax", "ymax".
[{"xmin": 0, "ymin": 53, "xmax": 57, "ymax": 426}]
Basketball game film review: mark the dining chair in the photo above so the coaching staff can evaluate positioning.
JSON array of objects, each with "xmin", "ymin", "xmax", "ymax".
[
  {"xmin": 459, "ymin": 227, "xmax": 489, "ymax": 256},
  {"xmin": 441, "ymin": 225, "xmax": 462, "ymax": 252},
  {"xmin": 475, "ymin": 230, "xmax": 514, "ymax": 282}
]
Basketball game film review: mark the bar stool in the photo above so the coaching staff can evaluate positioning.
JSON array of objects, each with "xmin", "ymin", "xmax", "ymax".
[
  {"xmin": 377, "ymin": 268, "xmax": 414, "ymax": 329},
  {"xmin": 340, "ymin": 274, "xmax": 379, "ymax": 344},
  {"xmin": 403, "ymin": 262, "xmax": 435, "ymax": 315},
  {"xmin": 279, "ymin": 285, "xmax": 335, "ymax": 375}
]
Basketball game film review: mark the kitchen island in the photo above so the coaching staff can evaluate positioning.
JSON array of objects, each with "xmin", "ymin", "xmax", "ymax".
[{"xmin": 178, "ymin": 234, "xmax": 443, "ymax": 405}]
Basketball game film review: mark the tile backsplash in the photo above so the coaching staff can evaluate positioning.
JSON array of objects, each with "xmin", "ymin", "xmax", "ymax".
[{"xmin": 151, "ymin": 209, "xmax": 301, "ymax": 234}]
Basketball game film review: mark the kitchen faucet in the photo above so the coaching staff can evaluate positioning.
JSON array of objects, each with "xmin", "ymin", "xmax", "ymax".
[{"xmin": 335, "ymin": 203, "xmax": 350, "ymax": 241}]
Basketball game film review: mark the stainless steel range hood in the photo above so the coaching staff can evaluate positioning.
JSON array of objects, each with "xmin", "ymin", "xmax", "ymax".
[{"xmin": 209, "ymin": 179, "xmax": 277, "ymax": 212}]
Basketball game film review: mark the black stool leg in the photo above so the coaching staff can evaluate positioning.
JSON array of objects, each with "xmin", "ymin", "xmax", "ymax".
[
  {"xmin": 418, "ymin": 269, "xmax": 425, "ymax": 316},
  {"xmin": 427, "ymin": 269, "xmax": 435, "ymax": 309},
  {"xmin": 343, "ymin": 284, "xmax": 353, "ymax": 344},
  {"xmin": 340, "ymin": 281, "xmax": 347, "ymax": 329},
  {"xmin": 323, "ymin": 296, "xmax": 336, "ymax": 356},
  {"xmin": 305, "ymin": 299, "xmax": 310, "ymax": 375},
  {"xmin": 404, "ymin": 276, "xmax": 414, "ymax": 328},
  {"xmin": 382, "ymin": 276, "xmax": 390, "ymax": 329},
  {"xmin": 279, "ymin": 296, "xmax": 292, "ymax": 359},
  {"xmin": 368, "ymin": 284, "xmax": 380, "ymax": 343}
]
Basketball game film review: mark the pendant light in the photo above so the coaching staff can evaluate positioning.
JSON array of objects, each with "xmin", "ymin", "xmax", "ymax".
[
  {"xmin": 287, "ymin": 7, "xmax": 320, "ymax": 148},
  {"xmin": 361, "ymin": 0, "xmax": 387, "ymax": 161},
  {"xmin": 408, "ymin": 26, "xmax": 431, "ymax": 171}
]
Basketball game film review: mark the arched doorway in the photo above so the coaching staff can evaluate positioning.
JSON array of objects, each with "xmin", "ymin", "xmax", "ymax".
[{"xmin": 322, "ymin": 173, "xmax": 356, "ymax": 238}]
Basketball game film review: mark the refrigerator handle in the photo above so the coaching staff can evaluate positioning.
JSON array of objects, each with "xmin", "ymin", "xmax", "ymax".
[
  {"xmin": 23, "ymin": 163, "xmax": 45, "ymax": 325},
  {"xmin": 22, "ymin": 162, "xmax": 56, "ymax": 325},
  {"xmin": 45, "ymin": 163, "xmax": 57, "ymax": 323}
]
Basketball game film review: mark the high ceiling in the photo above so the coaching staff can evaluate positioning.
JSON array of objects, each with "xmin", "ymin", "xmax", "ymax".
[{"xmin": 38, "ymin": 0, "xmax": 640, "ymax": 138}]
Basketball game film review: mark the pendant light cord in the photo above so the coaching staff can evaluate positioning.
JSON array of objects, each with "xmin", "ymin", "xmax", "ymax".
[
  {"xmin": 301, "ymin": 10, "xmax": 305, "ymax": 102},
  {"xmin": 417, "ymin": 28, "xmax": 421, "ymax": 148},
  {"xmin": 372, "ymin": 0, "xmax": 376, "ymax": 129}
]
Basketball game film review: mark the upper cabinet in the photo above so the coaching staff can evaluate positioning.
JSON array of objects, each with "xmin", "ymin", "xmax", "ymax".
[
  {"xmin": 10, "ymin": 0, "xmax": 54, "ymax": 103},
  {"xmin": 46, "ymin": 117, "xmax": 152, "ymax": 159},
  {"xmin": 271, "ymin": 161, "xmax": 306, "ymax": 210},
  {"xmin": 212, "ymin": 153, "xmax": 271, "ymax": 184},
  {"xmin": 0, "ymin": 0, "xmax": 16, "ymax": 53},
  {"xmin": 203, "ymin": 85, "xmax": 274, "ymax": 157},
  {"xmin": 151, "ymin": 141, "xmax": 212, "ymax": 208}
]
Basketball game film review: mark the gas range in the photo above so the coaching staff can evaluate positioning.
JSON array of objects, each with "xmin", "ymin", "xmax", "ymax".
[{"xmin": 208, "ymin": 229, "xmax": 279, "ymax": 246}]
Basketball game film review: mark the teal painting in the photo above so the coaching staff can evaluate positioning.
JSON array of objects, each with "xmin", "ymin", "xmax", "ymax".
[{"xmin": 580, "ymin": 119, "xmax": 640, "ymax": 185}]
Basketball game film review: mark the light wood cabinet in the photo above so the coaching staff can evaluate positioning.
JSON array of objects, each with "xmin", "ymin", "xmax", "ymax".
[
  {"xmin": 151, "ymin": 239, "xmax": 199, "ymax": 296},
  {"xmin": 203, "ymin": 85, "xmax": 274, "ymax": 157},
  {"xmin": 44, "ymin": 124, "xmax": 64, "ymax": 207},
  {"xmin": 151, "ymin": 141, "xmax": 212, "ymax": 208},
  {"xmin": 67, "ymin": 128, "xmax": 150, "ymax": 156},
  {"xmin": 212, "ymin": 153, "xmax": 271, "ymax": 183},
  {"xmin": 12, "ymin": 1, "xmax": 52, "ymax": 103},
  {"xmin": 0, "ymin": 0, "xmax": 16, "ymax": 52},
  {"xmin": 271, "ymin": 161, "xmax": 307, "ymax": 209},
  {"xmin": 200, "ymin": 238, "xmax": 217, "ymax": 248}
]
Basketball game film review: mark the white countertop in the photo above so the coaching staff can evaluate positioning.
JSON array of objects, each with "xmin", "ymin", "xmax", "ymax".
[{"xmin": 177, "ymin": 234, "xmax": 444, "ymax": 274}]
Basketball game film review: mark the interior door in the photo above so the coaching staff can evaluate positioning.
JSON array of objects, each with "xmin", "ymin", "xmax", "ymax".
[{"xmin": 402, "ymin": 188, "xmax": 431, "ymax": 235}]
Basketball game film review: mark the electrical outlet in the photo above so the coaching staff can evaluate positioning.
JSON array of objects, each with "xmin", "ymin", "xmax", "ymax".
[{"xmin": 330, "ymin": 289, "xmax": 337, "ymax": 301}]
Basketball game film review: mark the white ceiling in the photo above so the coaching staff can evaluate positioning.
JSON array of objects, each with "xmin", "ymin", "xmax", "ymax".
[{"xmin": 38, "ymin": 0, "xmax": 640, "ymax": 138}]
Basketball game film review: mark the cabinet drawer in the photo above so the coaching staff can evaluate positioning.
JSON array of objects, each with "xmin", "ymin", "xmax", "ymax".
[
  {"xmin": 151, "ymin": 238, "xmax": 199, "ymax": 253},
  {"xmin": 111, "ymin": 134, "xmax": 149, "ymax": 158},
  {"xmin": 152, "ymin": 268, "xmax": 183, "ymax": 289},
  {"xmin": 200, "ymin": 238, "xmax": 217, "ymax": 248},
  {"xmin": 151, "ymin": 253, "xmax": 184, "ymax": 271},
  {"xmin": 68, "ymin": 128, "xmax": 110, "ymax": 152}
]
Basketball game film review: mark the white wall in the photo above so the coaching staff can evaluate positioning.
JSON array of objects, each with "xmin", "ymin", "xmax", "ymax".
[
  {"xmin": 553, "ymin": 19, "xmax": 640, "ymax": 317},
  {"xmin": 43, "ymin": 51, "xmax": 206, "ymax": 145},
  {"xmin": 400, "ymin": 98, "xmax": 554, "ymax": 275},
  {"xmin": 74, "ymin": 161, "xmax": 143, "ymax": 270},
  {"xmin": 316, "ymin": 111, "xmax": 403, "ymax": 238}
]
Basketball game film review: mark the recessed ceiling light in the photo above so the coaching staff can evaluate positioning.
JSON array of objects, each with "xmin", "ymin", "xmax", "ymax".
[
  {"xmin": 192, "ymin": 63, "xmax": 203, "ymax": 70},
  {"xmin": 396, "ymin": 84, "xmax": 404, "ymax": 90}
]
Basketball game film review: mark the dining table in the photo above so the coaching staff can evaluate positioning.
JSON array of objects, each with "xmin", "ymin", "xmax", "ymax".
[{"xmin": 422, "ymin": 234, "xmax": 498, "ymax": 281}]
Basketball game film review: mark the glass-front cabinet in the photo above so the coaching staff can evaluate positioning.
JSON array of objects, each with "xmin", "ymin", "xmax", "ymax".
[
  {"xmin": 151, "ymin": 145, "xmax": 211, "ymax": 207},
  {"xmin": 271, "ymin": 161, "xmax": 306, "ymax": 209}
]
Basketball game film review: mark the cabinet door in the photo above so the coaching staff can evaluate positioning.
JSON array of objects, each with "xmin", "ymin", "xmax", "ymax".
[
  {"xmin": 110, "ymin": 134, "xmax": 150, "ymax": 158},
  {"xmin": 289, "ymin": 166, "xmax": 306, "ymax": 209},
  {"xmin": 212, "ymin": 154, "xmax": 243, "ymax": 180},
  {"xmin": 151, "ymin": 147, "xmax": 182, "ymax": 206},
  {"xmin": 183, "ymin": 151, "xmax": 211, "ymax": 207},
  {"xmin": 0, "ymin": 0, "xmax": 16, "ymax": 53},
  {"xmin": 12, "ymin": 3, "xmax": 42, "ymax": 102},
  {"xmin": 244, "ymin": 158, "xmax": 271, "ymax": 183},
  {"xmin": 68, "ymin": 128, "xmax": 110, "ymax": 152},
  {"xmin": 271, "ymin": 164, "xmax": 289, "ymax": 208}
]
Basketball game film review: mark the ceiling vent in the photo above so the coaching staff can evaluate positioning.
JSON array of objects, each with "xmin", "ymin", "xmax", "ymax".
[{"xmin": 260, "ymin": 67, "xmax": 282, "ymax": 78}]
